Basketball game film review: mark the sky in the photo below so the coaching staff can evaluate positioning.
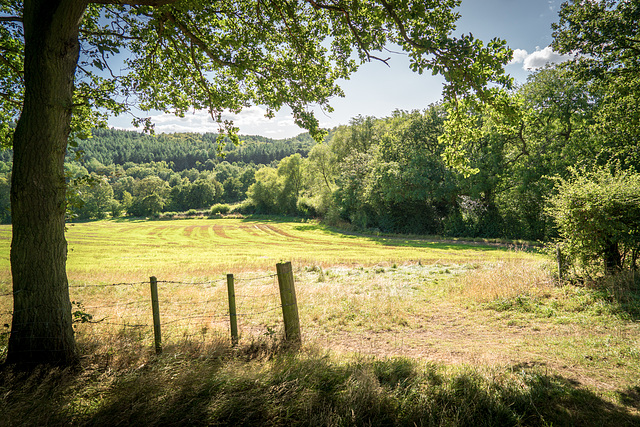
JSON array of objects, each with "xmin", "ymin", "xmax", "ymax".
[{"xmin": 108, "ymin": 0, "xmax": 573, "ymax": 139}]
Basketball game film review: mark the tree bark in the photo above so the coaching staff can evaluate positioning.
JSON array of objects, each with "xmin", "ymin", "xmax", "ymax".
[
  {"xmin": 6, "ymin": 0, "xmax": 87, "ymax": 366},
  {"xmin": 604, "ymin": 240, "xmax": 622, "ymax": 274}
]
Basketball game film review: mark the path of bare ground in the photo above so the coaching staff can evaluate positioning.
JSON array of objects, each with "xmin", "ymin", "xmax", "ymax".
[{"xmin": 304, "ymin": 300, "xmax": 640, "ymax": 395}]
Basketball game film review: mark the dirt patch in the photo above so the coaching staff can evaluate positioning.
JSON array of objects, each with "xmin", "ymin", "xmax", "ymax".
[
  {"xmin": 212, "ymin": 225, "xmax": 228, "ymax": 239},
  {"xmin": 264, "ymin": 225, "xmax": 300, "ymax": 239},
  {"xmin": 183, "ymin": 225, "xmax": 197, "ymax": 237},
  {"xmin": 240, "ymin": 224, "xmax": 260, "ymax": 236},
  {"xmin": 306, "ymin": 315, "xmax": 630, "ymax": 392}
]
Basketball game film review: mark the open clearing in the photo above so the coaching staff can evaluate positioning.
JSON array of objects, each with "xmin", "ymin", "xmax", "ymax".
[
  {"xmin": 0, "ymin": 217, "xmax": 525, "ymax": 283},
  {"xmin": 1, "ymin": 218, "xmax": 639, "ymax": 422}
]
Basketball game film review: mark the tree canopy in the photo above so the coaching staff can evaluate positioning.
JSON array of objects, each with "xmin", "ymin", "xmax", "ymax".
[{"xmin": 552, "ymin": 0, "xmax": 640, "ymax": 166}]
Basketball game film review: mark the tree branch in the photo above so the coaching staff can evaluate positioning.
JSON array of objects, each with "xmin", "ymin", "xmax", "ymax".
[
  {"xmin": 0, "ymin": 16, "xmax": 22, "ymax": 23},
  {"xmin": 89, "ymin": 0, "xmax": 179, "ymax": 5},
  {"xmin": 162, "ymin": 10, "xmax": 237, "ymax": 68},
  {"xmin": 0, "ymin": 91, "xmax": 21, "ymax": 107},
  {"xmin": 377, "ymin": 0, "xmax": 431, "ymax": 52},
  {"xmin": 0, "ymin": 53, "xmax": 23, "ymax": 78},
  {"xmin": 80, "ymin": 29, "xmax": 142, "ymax": 40},
  {"xmin": 304, "ymin": 0, "xmax": 390, "ymax": 64}
]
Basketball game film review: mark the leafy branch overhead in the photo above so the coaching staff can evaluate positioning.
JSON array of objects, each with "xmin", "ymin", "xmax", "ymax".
[{"xmin": 2, "ymin": 0, "xmax": 513, "ymax": 145}]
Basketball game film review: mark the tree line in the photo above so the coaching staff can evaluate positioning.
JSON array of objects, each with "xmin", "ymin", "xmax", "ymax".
[
  {"xmin": 247, "ymin": 66, "xmax": 638, "ymax": 241},
  {"xmin": 1, "ymin": 65, "xmax": 637, "ymax": 254}
]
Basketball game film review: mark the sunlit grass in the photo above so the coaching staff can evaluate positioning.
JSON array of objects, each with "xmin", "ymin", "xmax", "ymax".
[
  {"xmin": 1, "ymin": 218, "xmax": 639, "ymax": 424},
  {"xmin": 454, "ymin": 258, "xmax": 554, "ymax": 302},
  {"xmin": 0, "ymin": 217, "xmax": 534, "ymax": 287}
]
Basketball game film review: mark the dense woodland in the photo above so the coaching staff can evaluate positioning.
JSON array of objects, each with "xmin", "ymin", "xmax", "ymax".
[{"xmin": 0, "ymin": 65, "xmax": 638, "ymax": 251}]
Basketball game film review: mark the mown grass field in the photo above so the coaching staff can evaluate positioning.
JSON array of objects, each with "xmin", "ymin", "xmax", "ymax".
[
  {"xmin": 0, "ymin": 217, "xmax": 526, "ymax": 285},
  {"xmin": 1, "ymin": 217, "xmax": 639, "ymax": 426}
]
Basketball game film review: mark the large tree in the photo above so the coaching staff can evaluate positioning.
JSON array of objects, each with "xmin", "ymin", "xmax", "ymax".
[
  {"xmin": 552, "ymin": 0, "xmax": 640, "ymax": 168},
  {"xmin": 0, "ymin": 0, "xmax": 511, "ymax": 366}
]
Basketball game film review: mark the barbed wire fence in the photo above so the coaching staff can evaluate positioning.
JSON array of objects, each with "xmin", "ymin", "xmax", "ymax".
[{"xmin": 0, "ymin": 262, "xmax": 300, "ymax": 358}]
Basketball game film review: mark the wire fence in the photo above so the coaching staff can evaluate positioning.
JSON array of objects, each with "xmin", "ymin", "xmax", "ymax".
[{"xmin": 0, "ymin": 267, "xmax": 295, "ymax": 355}]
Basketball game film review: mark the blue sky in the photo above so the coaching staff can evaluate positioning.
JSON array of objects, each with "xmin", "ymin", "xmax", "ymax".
[{"xmin": 109, "ymin": 0, "xmax": 572, "ymax": 138}]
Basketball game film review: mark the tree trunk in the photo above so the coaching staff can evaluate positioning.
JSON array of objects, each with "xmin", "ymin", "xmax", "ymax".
[
  {"xmin": 604, "ymin": 241, "xmax": 622, "ymax": 274},
  {"xmin": 6, "ymin": 0, "xmax": 87, "ymax": 366}
]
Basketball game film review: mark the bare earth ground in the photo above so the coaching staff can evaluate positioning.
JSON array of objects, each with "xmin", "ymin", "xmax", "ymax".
[
  {"xmin": 277, "ymin": 265, "xmax": 640, "ymax": 398},
  {"xmin": 311, "ymin": 307, "xmax": 637, "ymax": 392}
]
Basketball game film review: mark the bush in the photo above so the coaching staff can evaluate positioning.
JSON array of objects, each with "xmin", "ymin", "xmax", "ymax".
[
  {"xmin": 296, "ymin": 196, "xmax": 318, "ymax": 217},
  {"xmin": 546, "ymin": 166, "xmax": 640, "ymax": 277},
  {"xmin": 210, "ymin": 203, "xmax": 231, "ymax": 215},
  {"xmin": 232, "ymin": 199, "xmax": 257, "ymax": 215}
]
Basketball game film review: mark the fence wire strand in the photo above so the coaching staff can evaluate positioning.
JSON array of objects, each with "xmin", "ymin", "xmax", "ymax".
[{"xmin": 1, "ymin": 267, "xmax": 297, "ymax": 350}]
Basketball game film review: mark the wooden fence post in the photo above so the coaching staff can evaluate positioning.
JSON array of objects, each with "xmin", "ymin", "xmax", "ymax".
[
  {"xmin": 150, "ymin": 276, "xmax": 162, "ymax": 354},
  {"xmin": 276, "ymin": 261, "xmax": 301, "ymax": 344},
  {"xmin": 226, "ymin": 273, "xmax": 238, "ymax": 346}
]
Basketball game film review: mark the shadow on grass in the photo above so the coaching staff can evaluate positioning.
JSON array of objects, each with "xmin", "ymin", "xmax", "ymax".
[
  {"xmin": 242, "ymin": 215, "xmax": 521, "ymax": 254},
  {"xmin": 2, "ymin": 347, "xmax": 639, "ymax": 426}
]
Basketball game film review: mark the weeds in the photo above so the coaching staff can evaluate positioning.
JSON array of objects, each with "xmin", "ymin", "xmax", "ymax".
[{"xmin": 2, "ymin": 344, "xmax": 639, "ymax": 426}]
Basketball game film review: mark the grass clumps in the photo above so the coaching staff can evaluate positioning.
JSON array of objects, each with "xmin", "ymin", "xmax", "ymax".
[
  {"xmin": 457, "ymin": 259, "xmax": 640, "ymax": 322},
  {"xmin": 456, "ymin": 258, "xmax": 553, "ymax": 303},
  {"xmin": 2, "ymin": 342, "xmax": 638, "ymax": 426}
]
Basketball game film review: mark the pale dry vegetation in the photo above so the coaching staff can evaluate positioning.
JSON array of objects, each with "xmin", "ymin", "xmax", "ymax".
[{"xmin": 455, "ymin": 258, "xmax": 554, "ymax": 302}]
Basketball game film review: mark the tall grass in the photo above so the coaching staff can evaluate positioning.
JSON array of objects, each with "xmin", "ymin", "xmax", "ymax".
[
  {"xmin": 456, "ymin": 258, "xmax": 554, "ymax": 302},
  {"xmin": 2, "ymin": 343, "xmax": 638, "ymax": 426}
]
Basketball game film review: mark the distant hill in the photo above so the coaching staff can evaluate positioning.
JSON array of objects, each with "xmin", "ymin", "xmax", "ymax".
[{"xmin": 62, "ymin": 128, "xmax": 326, "ymax": 170}]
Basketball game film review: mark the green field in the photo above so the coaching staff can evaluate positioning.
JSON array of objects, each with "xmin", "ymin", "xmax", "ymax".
[
  {"xmin": 0, "ymin": 217, "xmax": 530, "ymax": 286},
  {"xmin": 1, "ymin": 218, "xmax": 639, "ymax": 425}
]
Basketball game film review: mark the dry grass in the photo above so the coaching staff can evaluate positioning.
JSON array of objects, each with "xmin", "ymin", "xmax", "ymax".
[
  {"xmin": 1, "ymin": 221, "xmax": 640, "ymax": 424},
  {"xmin": 455, "ymin": 258, "xmax": 554, "ymax": 302}
]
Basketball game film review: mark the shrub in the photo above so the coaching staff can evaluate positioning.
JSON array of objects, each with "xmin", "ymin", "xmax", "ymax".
[
  {"xmin": 210, "ymin": 203, "xmax": 231, "ymax": 215},
  {"xmin": 232, "ymin": 199, "xmax": 257, "ymax": 215},
  {"xmin": 296, "ymin": 196, "xmax": 318, "ymax": 217},
  {"xmin": 186, "ymin": 209, "xmax": 199, "ymax": 217},
  {"xmin": 546, "ymin": 165, "xmax": 640, "ymax": 277}
]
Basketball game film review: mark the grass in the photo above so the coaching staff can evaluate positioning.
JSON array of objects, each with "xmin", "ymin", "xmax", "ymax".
[
  {"xmin": 1, "ymin": 217, "xmax": 639, "ymax": 425},
  {"xmin": 0, "ymin": 217, "xmax": 531, "ymax": 287}
]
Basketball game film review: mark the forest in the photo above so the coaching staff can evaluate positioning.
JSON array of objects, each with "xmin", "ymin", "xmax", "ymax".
[{"xmin": 0, "ymin": 64, "xmax": 638, "ymax": 251}]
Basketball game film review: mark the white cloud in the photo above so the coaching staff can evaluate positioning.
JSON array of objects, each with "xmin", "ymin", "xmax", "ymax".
[
  {"xmin": 119, "ymin": 106, "xmax": 302, "ymax": 138},
  {"xmin": 508, "ymin": 46, "xmax": 574, "ymax": 70},
  {"xmin": 509, "ymin": 48, "xmax": 529, "ymax": 65}
]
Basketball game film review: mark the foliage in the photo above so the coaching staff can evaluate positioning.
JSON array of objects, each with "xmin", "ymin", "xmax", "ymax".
[
  {"xmin": 546, "ymin": 166, "xmax": 640, "ymax": 276},
  {"xmin": 0, "ymin": 175, "xmax": 10, "ymax": 224},
  {"xmin": 248, "ymin": 154, "xmax": 308, "ymax": 216},
  {"xmin": 70, "ymin": 173, "xmax": 117, "ymax": 220},
  {"xmin": 68, "ymin": 129, "xmax": 320, "ymax": 170},
  {"xmin": 248, "ymin": 167, "xmax": 283, "ymax": 214},
  {"xmin": 552, "ymin": 0, "xmax": 640, "ymax": 167},
  {"xmin": 128, "ymin": 176, "xmax": 170, "ymax": 217},
  {"xmin": 209, "ymin": 203, "xmax": 230, "ymax": 215}
]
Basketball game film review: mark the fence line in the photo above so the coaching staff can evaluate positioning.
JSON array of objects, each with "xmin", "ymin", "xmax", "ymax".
[
  {"xmin": 69, "ymin": 281, "xmax": 149, "ymax": 288},
  {"xmin": 0, "ymin": 263, "xmax": 301, "ymax": 355}
]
